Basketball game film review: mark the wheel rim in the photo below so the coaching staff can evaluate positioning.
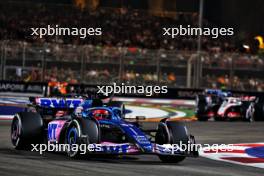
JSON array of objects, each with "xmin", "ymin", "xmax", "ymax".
[
  {"xmin": 11, "ymin": 117, "xmax": 21, "ymax": 146},
  {"xmin": 67, "ymin": 127, "xmax": 77, "ymax": 145},
  {"xmin": 66, "ymin": 126, "xmax": 79, "ymax": 156}
]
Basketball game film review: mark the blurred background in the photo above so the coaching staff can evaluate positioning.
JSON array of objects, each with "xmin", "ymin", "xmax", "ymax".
[{"xmin": 0, "ymin": 0, "xmax": 263, "ymax": 92}]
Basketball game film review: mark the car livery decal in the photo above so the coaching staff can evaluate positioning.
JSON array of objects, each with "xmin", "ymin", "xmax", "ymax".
[
  {"xmin": 119, "ymin": 122, "xmax": 152, "ymax": 152},
  {"xmin": 48, "ymin": 120, "xmax": 67, "ymax": 142},
  {"xmin": 36, "ymin": 98, "xmax": 83, "ymax": 108},
  {"xmin": 99, "ymin": 142, "xmax": 140, "ymax": 154},
  {"xmin": 98, "ymin": 120, "xmax": 152, "ymax": 152}
]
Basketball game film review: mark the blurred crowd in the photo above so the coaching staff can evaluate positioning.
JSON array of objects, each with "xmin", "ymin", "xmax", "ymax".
[
  {"xmin": 2, "ymin": 41, "xmax": 264, "ymax": 69},
  {"xmin": 0, "ymin": 1, "xmax": 236, "ymax": 52},
  {"xmin": 0, "ymin": 1, "xmax": 263, "ymax": 91},
  {"xmin": 203, "ymin": 75, "xmax": 264, "ymax": 92},
  {"xmin": 2, "ymin": 40, "xmax": 264, "ymax": 91},
  {"xmin": 5, "ymin": 66, "xmax": 264, "ymax": 91}
]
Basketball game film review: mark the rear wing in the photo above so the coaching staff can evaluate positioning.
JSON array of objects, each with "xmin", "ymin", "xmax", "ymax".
[
  {"xmin": 29, "ymin": 97, "xmax": 83, "ymax": 109},
  {"xmin": 204, "ymin": 89, "xmax": 232, "ymax": 97}
]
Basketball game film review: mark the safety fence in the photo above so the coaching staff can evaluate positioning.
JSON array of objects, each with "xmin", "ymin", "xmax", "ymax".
[{"xmin": 0, "ymin": 41, "xmax": 264, "ymax": 91}]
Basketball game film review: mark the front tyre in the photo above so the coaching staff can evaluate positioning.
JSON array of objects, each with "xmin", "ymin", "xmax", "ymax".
[{"xmin": 155, "ymin": 121, "xmax": 188, "ymax": 163}]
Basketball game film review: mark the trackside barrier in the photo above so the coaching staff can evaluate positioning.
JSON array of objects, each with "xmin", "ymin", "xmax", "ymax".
[
  {"xmin": 0, "ymin": 81, "xmax": 263, "ymax": 99},
  {"xmin": 0, "ymin": 81, "xmax": 48, "ymax": 96}
]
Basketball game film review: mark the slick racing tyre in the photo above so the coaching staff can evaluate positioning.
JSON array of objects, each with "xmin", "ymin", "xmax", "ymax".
[
  {"xmin": 197, "ymin": 115, "xmax": 209, "ymax": 121},
  {"xmin": 214, "ymin": 116, "xmax": 222, "ymax": 121},
  {"xmin": 245, "ymin": 105, "xmax": 254, "ymax": 122},
  {"xmin": 196, "ymin": 95, "xmax": 209, "ymax": 121},
  {"xmin": 252, "ymin": 102, "xmax": 264, "ymax": 121},
  {"xmin": 155, "ymin": 121, "xmax": 189, "ymax": 163},
  {"xmin": 11, "ymin": 112, "xmax": 43, "ymax": 149},
  {"xmin": 65, "ymin": 120, "xmax": 82, "ymax": 158}
]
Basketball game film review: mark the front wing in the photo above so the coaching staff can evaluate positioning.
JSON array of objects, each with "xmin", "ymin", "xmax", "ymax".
[{"xmin": 87, "ymin": 142, "xmax": 198, "ymax": 157}]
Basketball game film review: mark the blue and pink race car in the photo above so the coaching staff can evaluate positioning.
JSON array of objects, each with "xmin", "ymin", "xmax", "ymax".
[{"xmin": 11, "ymin": 97, "xmax": 198, "ymax": 163}]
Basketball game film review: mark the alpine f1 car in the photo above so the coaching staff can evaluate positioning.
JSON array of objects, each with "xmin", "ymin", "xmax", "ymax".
[
  {"xmin": 195, "ymin": 89, "xmax": 232, "ymax": 121},
  {"xmin": 216, "ymin": 96, "xmax": 256, "ymax": 121},
  {"xmin": 11, "ymin": 97, "xmax": 198, "ymax": 163}
]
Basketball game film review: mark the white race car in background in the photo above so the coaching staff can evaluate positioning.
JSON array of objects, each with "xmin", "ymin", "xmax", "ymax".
[{"xmin": 216, "ymin": 96, "xmax": 256, "ymax": 121}]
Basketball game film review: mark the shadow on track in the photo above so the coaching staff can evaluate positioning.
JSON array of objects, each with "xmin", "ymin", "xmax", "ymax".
[{"xmin": 0, "ymin": 147, "xmax": 188, "ymax": 166}]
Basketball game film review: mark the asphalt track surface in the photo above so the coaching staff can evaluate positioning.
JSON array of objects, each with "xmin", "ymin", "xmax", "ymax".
[{"xmin": 0, "ymin": 121, "xmax": 263, "ymax": 176}]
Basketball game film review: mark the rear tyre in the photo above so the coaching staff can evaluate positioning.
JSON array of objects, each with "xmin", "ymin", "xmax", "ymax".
[
  {"xmin": 197, "ymin": 115, "xmax": 209, "ymax": 121},
  {"xmin": 254, "ymin": 105, "xmax": 264, "ymax": 121},
  {"xmin": 155, "ymin": 121, "xmax": 188, "ymax": 163},
  {"xmin": 196, "ymin": 95, "xmax": 208, "ymax": 121},
  {"xmin": 11, "ymin": 112, "xmax": 43, "ymax": 149},
  {"xmin": 64, "ymin": 119, "xmax": 100, "ymax": 158},
  {"xmin": 214, "ymin": 116, "xmax": 222, "ymax": 121}
]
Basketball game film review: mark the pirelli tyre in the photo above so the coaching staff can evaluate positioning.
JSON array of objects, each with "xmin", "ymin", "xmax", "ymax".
[
  {"xmin": 155, "ymin": 121, "xmax": 189, "ymax": 163},
  {"xmin": 250, "ymin": 102, "xmax": 264, "ymax": 121},
  {"xmin": 196, "ymin": 95, "xmax": 209, "ymax": 121},
  {"xmin": 11, "ymin": 112, "xmax": 43, "ymax": 149}
]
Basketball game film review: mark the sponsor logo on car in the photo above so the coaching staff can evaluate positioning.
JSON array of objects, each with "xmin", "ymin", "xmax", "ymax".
[{"xmin": 36, "ymin": 98, "xmax": 83, "ymax": 108}]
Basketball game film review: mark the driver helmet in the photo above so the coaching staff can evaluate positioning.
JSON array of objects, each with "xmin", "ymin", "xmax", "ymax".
[{"xmin": 92, "ymin": 109, "xmax": 110, "ymax": 120}]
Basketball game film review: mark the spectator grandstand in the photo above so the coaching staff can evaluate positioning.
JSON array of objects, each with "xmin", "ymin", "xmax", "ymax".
[
  {"xmin": 0, "ymin": 1, "xmax": 235, "ymax": 51},
  {"xmin": 0, "ymin": 1, "xmax": 263, "ymax": 91}
]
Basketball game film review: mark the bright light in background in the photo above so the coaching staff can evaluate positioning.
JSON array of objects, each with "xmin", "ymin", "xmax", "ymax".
[
  {"xmin": 254, "ymin": 36, "xmax": 264, "ymax": 49},
  {"xmin": 243, "ymin": 44, "xmax": 250, "ymax": 49}
]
